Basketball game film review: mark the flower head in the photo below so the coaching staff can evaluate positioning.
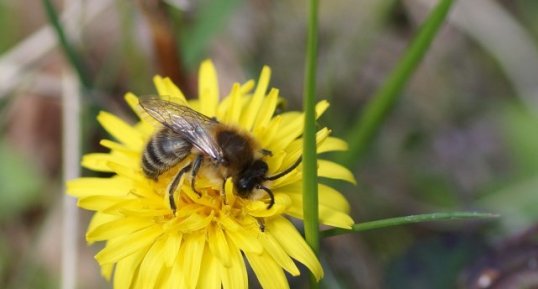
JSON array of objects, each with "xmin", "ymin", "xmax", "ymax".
[{"xmin": 68, "ymin": 60, "xmax": 354, "ymax": 289}]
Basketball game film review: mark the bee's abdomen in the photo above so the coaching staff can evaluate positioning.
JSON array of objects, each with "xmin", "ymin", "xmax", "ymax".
[{"xmin": 142, "ymin": 128, "xmax": 192, "ymax": 179}]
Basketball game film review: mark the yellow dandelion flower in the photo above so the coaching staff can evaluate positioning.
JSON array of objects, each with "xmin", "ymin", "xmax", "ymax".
[{"xmin": 67, "ymin": 60, "xmax": 355, "ymax": 289}]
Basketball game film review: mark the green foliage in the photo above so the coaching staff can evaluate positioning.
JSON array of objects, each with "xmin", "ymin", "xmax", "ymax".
[
  {"xmin": 321, "ymin": 212, "xmax": 497, "ymax": 238},
  {"xmin": 0, "ymin": 2, "xmax": 18, "ymax": 53},
  {"xmin": 42, "ymin": 0, "xmax": 91, "ymax": 89},
  {"xmin": 0, "ymin": 140, "xmax": 42, "ymax": 221},
  {"xmin": 170, "ymin": 0, "xmax": 243, "ymax": 70},
  {"xmin": 340, "ymin": 0, "xmax": 454, "ymax": 167},
  {"xmin": 303, "ymin": 0, "xmax": 320, "ymax": 287},
  {"xmin": 385, "ymin": 235, "xmax": 486, "ymax": 289},
  {"xmin": 478, "ymin": 104, "xmax": 538, "ymax": 233},
  {"xmin": 502, "ymin": 104, "xmax": 538, "ymax": 174}
]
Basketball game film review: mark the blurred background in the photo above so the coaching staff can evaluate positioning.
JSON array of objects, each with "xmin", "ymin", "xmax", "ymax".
[{"xmin": 2, "ymin": 0, "xmax": 538, "ymax": 288}]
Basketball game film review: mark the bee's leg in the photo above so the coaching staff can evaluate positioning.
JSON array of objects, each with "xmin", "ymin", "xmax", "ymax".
[
  {"xmin": 260, "ymin": 149, "xmax": 273, "ymax": 157},
  {"xmin": 190, "ymin": 155, "xmax": 203, "ymax": 197},
  {"xmin": 168, "ymin": 164, "xmax": 192, "ymax": 214},
  {"xmin": 256, "ymin": 184, "xmax": 275, "ymax": 209},
  {"xmin": 256, "ymin": 217, "xmax": 266, "ymax": 232}
]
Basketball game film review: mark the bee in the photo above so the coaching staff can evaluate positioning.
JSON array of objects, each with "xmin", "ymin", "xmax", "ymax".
[{"xmin": 139, "ymin": 96, "xmax": 301, "ymax": 213}]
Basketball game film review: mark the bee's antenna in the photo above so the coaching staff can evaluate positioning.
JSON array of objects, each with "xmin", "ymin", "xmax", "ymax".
[
  {"xmin": 256, "ymin": 184, "xmax": 275, "ymax": 209},
  {"xmin": 264, "ymin": 157, "xmax": 302, "ymax": 181}
]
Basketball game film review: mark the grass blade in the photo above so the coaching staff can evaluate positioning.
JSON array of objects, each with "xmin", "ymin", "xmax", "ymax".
[
  {"xmin": 341, "ymin": 0, "xmax": 454, "ymax": 166},
  {"xmin": 321, "ymin": 212, "xmax": 498, "ymax": 238},
  {"xmin": 303, "ymin": 0, "xmax": 320, "ymax": 287},
  {"xmin": 42, "ymin": 0, "xmax": 91, "ymax": 89}
]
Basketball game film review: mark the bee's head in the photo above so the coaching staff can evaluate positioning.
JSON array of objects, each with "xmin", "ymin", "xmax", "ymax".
[{"xmin": 234, "ymin": 160, "xmax": 268, "ymax": 196}]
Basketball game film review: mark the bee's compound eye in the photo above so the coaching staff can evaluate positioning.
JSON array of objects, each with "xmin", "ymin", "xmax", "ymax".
[
  {"xmin": 220, "ymin": 158, "xmax": 230, "ymax": 166},
  {"xmin": 237, "ymin": 178, "xmax": 249, "ymax": 191}
]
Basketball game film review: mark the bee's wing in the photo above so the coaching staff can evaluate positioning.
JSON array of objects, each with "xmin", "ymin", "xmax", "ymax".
[{"xmin": 139, "ymin": 96, "xmax": 223, "ymax": 160}]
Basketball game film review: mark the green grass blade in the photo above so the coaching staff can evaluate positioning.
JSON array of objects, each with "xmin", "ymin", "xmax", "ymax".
[
  {"xmin": 42, "ymin": 0, "xmax": 91, "ymax": 89},
  {"xmin": 341, "ymin": 0, "xmax": 454, "ymax": 166},
  {"xmin": 320, "ymin": 212, "xmax": 498, "ymax": 238},
  {"xmin": 303, "ymin": 0, "xmax": 320, "ymax": 287},
  {"xmin": 177, "ymin": 0, "xmax": 242, "ymax": 70}
]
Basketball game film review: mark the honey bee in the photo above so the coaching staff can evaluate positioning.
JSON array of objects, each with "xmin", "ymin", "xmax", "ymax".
[{"xmin": 139, "ymin": 96, "xmax": 301, "ymax": 213}]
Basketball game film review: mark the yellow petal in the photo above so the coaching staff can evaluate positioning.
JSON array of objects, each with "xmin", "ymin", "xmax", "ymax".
[
  {"xmin": 221, "ymin": 83, "xmax": 242, "ymax": 124},
  {"xmin": 275, "ymin": 183, "xmax": 350, "ymax": 212},
  {"xmin": 86, "ymin": 217, "xmax": 154, "ymax": 243},
  {"xmin": 269, "ymin": 169, "xmax": 301, "ymax": 189},
  {"xmin": 67, "ymin": 177, "xmax": 131, "ymax": 198},
  {"xmin": 222, "ymin": 241, "xmax": 247, "ymax": 289},
  {"xmin": 318, "ymin": 205, "xmax": 354, "ymax": 228},
  {"xmin": 239, "ymin": 79, "xmax": 255, "ymax": 94},
  {"xmin": 287, "ymin": 206, "xmax": 353, "ymax": 229},
  {"xmin": 197, "ymin": 248, "xmax": 220, "ymax": 289},
  {"xmin": 123, "ymin": 94, "xmax": 164, "ymax": 138},
  {"xmin": 81, "ymin": 153, "xmax": 114, "ymax": 172},
  {"xmin": 99, "ymin": 139, "xmax": 138, "ymax": 156},
  {"xmin": 77, "ymin": 195, "xmax": 127, "ymax": 211},
  {"xmin": 113, "ymin": 249, "xmax": 146, "ymax": 289},
  {"xmin": 282, "ymin": 128, "xmax": 331, "ymax": 169},
  {"xmin": 153, "ymin": 266, "xmax": 172, "ymax": 289},
  {"xmin": 267, "ymin": 216, "xmax": 323, "ymax": 280},
  {"xmin": 318, "ymin": 137, "xmax": 348, "ymax": 153},
  {"xmin": 100, "ymin": 263, "xmax": 114, "ymax": 281},
  {"xmin": 87, "ymin": 212, "xmax": 119, "ymax": 238},
  {"xmin": 318, "ymin": 160, "xmax": 356, "ymax": 184},
  {"xmin": 208, "ymin": 224, "xmax": 231, "ymax": 267},
  {"xmin": 220, "ymin": 214, "xmax": 241, "ymax": 232},
  {"xmin": 264, "ymin": 149, "xmax": 286, "ymax": 176},
  {"xmin": 198, "ymin": 60, "xmax": 219, "ymax": 117},
  {"xmin": 174, "ymin": 211, "xmax": 214, "ymax": 233},
  {"xmin": 259, "ymin": 232, "xmax": 300, "ymax": 276},
  {"xmin": 152, "ymin": 76, "xmax": 188, "ymax": 104},
  {"xmin": 163, "ymin": 78, "xmax": 188, "ymax": 104},
  {"xmin": 253, "ymin": 88, "xmax": 279, "ymax": 129},
  {"xmin": 246, "ymin": 193, "xmax": 291, "ymax": 217},
  {"xmin": 245, "ymin": 251, "xmax": 290, "ymax": 289},
  {"xmin": 179, "ymin": 232, "xmax": 206, "ymax": 289},
  {"xmin": 163, "ymin": 232, "xmax": 182, "ymax": 267},
  {"xmin": 95, "ymin": 225, "xmax": 162, "ymax": 265},
  {"xmin": 226, "ymin": 227, "xmax": 263, "ymax": 254},
  {"xmin": 106, "ymin": 161, "xmax": 141, "ymax": 181},
  {"xmin": 253, "ymin": 115, "xmax": 281, "ymax": 149},
  {"xmin": 168, "ymin": 249, "xmax": 187, "ymax": 289},
  {"xmin": 224, "ymin": 177, "xmax": 237, "ymax": 209},
  {"xmin": 318, "ymin": 183, "xmax": 351, "ymax": 212},
  {"xmin": 124, "ymin": 92, "xmax": 147, "ymax": 121},
  {"xmin": 97, "ymin": 111, "xmax": 144, "ymax": 150},
  {"xmin": 267, "ymin": 112, "xmax": 302, "ymax": 151},
  {"xmin": 136, "ymin": 235, "xmax": 167, "ymax": 289},
  {"xmin": 284, "ymin": 197, "xmax": 354, "ymax": 229},
  {"xmin": 269, "ymin": 100, "xmax": 329, "ymax": 151},
  {"xmin": 316, "ymin": 100, "xmax": 330, "ymax": 117},
  {"xmin": 153, "ymin": 75, "xmax": 169, "ymax": 97},
  {"xmin": 240, "ymin": 66, "xmax": 271, "ymax": 131}
]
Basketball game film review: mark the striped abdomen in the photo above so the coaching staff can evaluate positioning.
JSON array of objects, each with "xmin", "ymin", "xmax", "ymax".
[{"xmin": 142, "ymin": 128, "xmax": 192, "ymax": 179}]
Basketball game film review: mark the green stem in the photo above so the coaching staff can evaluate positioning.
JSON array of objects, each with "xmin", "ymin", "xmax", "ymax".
[
  {"xmin": 341, "ymin": 0, "xmax": 454, "ymax": 167},
  {"xmin": 320, "ymin": 212, "xmax": 498, "ymax": 238},
  {"xmin": 303, "ymin": 0, "xmax": 320, "ymax": 287},
  {"xmin": 42, "ymin": 0, "xmax": 91, "ymax": 89}
]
